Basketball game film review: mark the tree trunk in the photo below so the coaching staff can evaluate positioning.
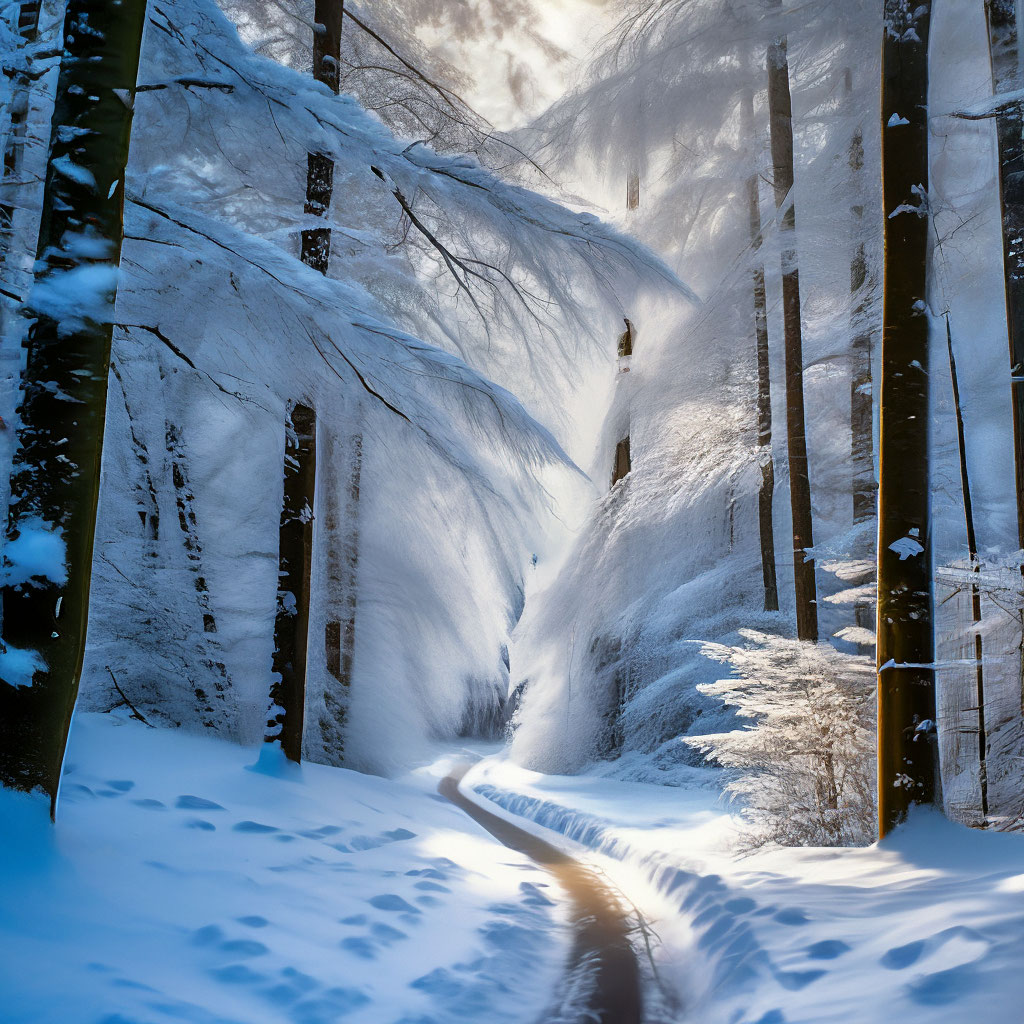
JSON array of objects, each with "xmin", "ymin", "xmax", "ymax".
[
  {"xmin": 321, "ymin": 419, "xmax": 362, "ymax": 761},
  {"xmin": 165, "ymin": 419, "xmax": 231, "ymax": 728},
  {"xmin": 626, "ymin": 166, "xmax": 640, "ymax": 211},
  {"xmin": 611, "ymin": 437, "xmax": 631, "ymax": 486},
  {"xmin": 877, "ymin": 0, "xmax": 939, "ymax": 838},
  {"xmin": 300, "ymin": 0, "xmax": 344, "ymax": 273},
  {"xmin": 266, "ymin": 403, "xmax": 317, "ymax": 763},
  {"xmin": 985, "ymin": 0, "xmax": 1024, "ymax": 554},
  {"xmin": 945, "ymin": 315, "xmax": 989, "ymax": 818},
  {"xmin": 766, "ymin": 6, "xmax": 818, "ymax": 642},
  {"xmin": 297, "ymin": 1, "xmax": 363, "ymax": 762},
  {"xmin": 846, "ymin": 71, "xmax": 875, "ymax": 527},
  {"xmin": 0, "ymin": 0, "xmax": 148, "ymax": 816},
  {"xmin": 844, "ymin": 68, "xmax": 877, "ymax": 650},
  {"xmin": 741, "ymin": 88, "xmax": 780, "ymax": 613}
]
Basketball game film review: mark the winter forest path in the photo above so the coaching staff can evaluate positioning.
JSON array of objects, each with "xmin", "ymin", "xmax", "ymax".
[{"xmin": 439, "ymin": 764, "xmax": 645, "ymax": 1024}]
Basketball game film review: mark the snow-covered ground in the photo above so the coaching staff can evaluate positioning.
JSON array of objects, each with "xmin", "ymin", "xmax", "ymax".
[
  {"xmin": 0, "ymin": 714, "xmax": 568, "ymax": 1024},
  {"xmin": 465, "ymin": 756, "xmax": 1024, "ymax": 1023}
]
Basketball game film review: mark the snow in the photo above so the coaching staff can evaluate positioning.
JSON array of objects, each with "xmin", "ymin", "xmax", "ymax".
[
  {"xmin": 2, "ymin": 518, "xmax": 67, "ymax": 586},
  {"xmin": 463, "ymin": 755, "xmax": 1024, "ymax": 1023},
  {"xmin": 0, "ymin": 714, "xmax": 568, "ymax": 1024}
]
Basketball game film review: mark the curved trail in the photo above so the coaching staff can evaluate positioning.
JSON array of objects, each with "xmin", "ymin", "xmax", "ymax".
[{"xmin": 439, "ymin": 764, "xmax": 643, "ymax": 1024}]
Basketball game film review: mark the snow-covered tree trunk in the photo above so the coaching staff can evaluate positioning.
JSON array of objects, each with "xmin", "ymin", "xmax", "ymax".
[
  {"xmin": 299, "ymin": 0, "xmax": 343, "ymax": 273},
  {"xmin": 266, "ymin": 402, "xmax": 317, "ymax": 763},
  {"xmin": 877, "ymin": 0, "xmax": 939, "ymax": 837},
  {"xmin": 320, "ymin": 418, "xmax": 361, "ymax": 761},
  {"xmin": 846, "ymin": 71, "xmax": 874, "ymax": 528},
  {"xmin": 766, "ymin": 3, "xmax": 817, "ymax": 642},
  {"xmin": 165, "ymin": 420, "xmax": 231, "ymax": 728},
  {"xmin": 742, "ymin": 87, "xmax": 779, "ymax": 614},
  {"xmin": 0, "ymin": 0, "xmax": 147, "ymax": 816},
  {"xmin": 986, "ymin": 0, "xmax": 1024, "ymax": 554}
]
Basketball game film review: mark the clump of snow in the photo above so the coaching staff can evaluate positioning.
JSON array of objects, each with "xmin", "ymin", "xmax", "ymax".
[{"xmin": 2, "ymin": 518, "xmax": 66, "ymax": 587}]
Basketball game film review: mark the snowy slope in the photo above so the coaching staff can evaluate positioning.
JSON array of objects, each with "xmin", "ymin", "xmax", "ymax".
[
  {"xmin": 0, "ymin": 714, "xmax": 567, "ymax": 1024},
  {"xmin": 465, "ymin": 756, "xmax": 1024, "ymax": 1023}
]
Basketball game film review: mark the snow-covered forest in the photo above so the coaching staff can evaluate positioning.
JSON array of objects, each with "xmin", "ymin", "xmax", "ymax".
[{"xmin": 3, "ymin": 0, "xmax": 1024, "ymax": 1021}]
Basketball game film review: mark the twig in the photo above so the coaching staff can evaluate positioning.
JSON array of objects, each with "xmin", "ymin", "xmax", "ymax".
[{"xmin": 106, "ymin": 667, "xmax": 153, "ymax": 727}]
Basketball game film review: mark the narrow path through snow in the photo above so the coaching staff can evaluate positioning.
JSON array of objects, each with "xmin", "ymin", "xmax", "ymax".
[{"xmin": 439, "ymin": 764, "xmax": 644, "ymax": 1024}]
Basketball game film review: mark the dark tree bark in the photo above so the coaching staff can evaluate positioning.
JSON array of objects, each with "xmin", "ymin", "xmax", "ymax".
[
  {"xmin": 0, "ymin": 0, "xmax": 148, "ymax": 816},
  {"xmin": 877, "ymin": 0, "xmax": 939, "ymax": 838},
  {"xmin": 985, "ymin": 0, "xmax": 1024, "ymax": 554},
  {"xmin": 296, "ymin": 1, "xmax": 362, "ymax": 761},
  {"xmin": 945, "ymin": 315, "xmax": 989, "ymax": 818},
  {"xmin": 611, "ymin": 437, "xmax": 631, "ymax": 487},
  {"xmin": 300, "ymin": 0, "xmax": 344, "ymax": 273},
  {"xmin": 766, "ymin": 5, "xmax": 818, "ymax": 641},
  {"xmin": 266, "ymin": 403, "xmax": 317, "ymax": 763},
  {"xmin": 741, "ymin": 88, "xmax": 780, "ymax": 614}
]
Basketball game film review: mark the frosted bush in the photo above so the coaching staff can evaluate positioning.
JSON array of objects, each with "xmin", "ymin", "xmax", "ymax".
[{"xmin": 688, "ymin": 630, "xmax": 876, "ymax": 848}]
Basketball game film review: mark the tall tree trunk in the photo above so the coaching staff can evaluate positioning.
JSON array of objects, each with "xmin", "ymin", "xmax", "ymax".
[
  {"xmin": 845, "ymin": 68, "xmax": 876, "ymax": 650},
  {"xmin": 296, "ymin": 1, "xmax": 363, "ymax": 759},
  {"xmin": 846, "ymin": 71, "xmax": 875, "ymax": 527},
  {"xmin": 741, "ymin": 87, "xmax": 780, "ymax": 613},
  {"xmin": 165, "ymin": 419, "xmax": 231, "ymax": 728},
  {"xmin": 986, "ymin": 0, "xmax": 1024, "ymax": 555},
  {"xmin": 0, "ymin": 0, "xmax": 147, "ymax": 816},
  {"xmin": 300, "ymin": 0, "xmax": 344, "ymax": 273},
  {"xmin": 266, "ymin": 403, "xmax": 317, "ymax": 763},
  {"xmin": 766, "ymin": 3, "xmax": 818, "ymax": 642},
  {"xmin": 945, "ymin": 315, "xmax": 989, "ymax": 818},
  {"xmin": 877, "ymin": 0, "xmax": 939, "ymax": 838}
]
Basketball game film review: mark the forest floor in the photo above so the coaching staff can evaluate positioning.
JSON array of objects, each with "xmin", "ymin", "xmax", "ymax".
[
  {"xmin": 0, "ymin": 715, "xmax": 569, "ymax": 1024},
  {"xmin": 7, "ymin": 714, "xmax": 1024, "ymax": 1023},
  {"xmin": 465, "ymin": 757, "xmax": 1024, "ymax": 1023}
]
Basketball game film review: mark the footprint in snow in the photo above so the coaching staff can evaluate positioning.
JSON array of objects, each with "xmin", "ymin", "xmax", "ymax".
[
  {"xmin": 371, "ymin": 923, "xmax": 406, "ymax": 944},
  {"xmin": 291, "ymin": 986, "xmax": 369, "ymax": 1023},
  {"xmin": 220, "ymin": 938, "xmax": 268, "ymax": 957},
  {"xmin": 349, "ymin": 828, "xmax": 417, "ymax": 851},
  {"xmin": 234, "ymin": 820, "xmax": 279, "ymax": 834},
  {"xmin": 185, "ymin": 819, "xmax": 216, "ymax": 831},
  {"xmin": 192, "ymin": 924, "xmax": 225, "ymax": 946},
  {"xmin": 806, "ymin": 939, "xmax": 850, "ymax": 961},
  {"xmin": 414, "ymin": 880, "xmax": 450, "ymax": 893},
  {"xmin": 339, "ymin": 936, "xmax": 377, "ymax": 960},
  {"xmin": 368, "ymin": 894, "xmax": 420, "ymax": 913},
  {"xmin": 405, "ymin": 867, "xmax": 448, "ymax": 881},
  {"xmin": 106, "ymin": 780, "xmax": 134, "ymax": 792},
  {"xmin": 238, "ymin": 915, "xmax": 270, "ymax": 928},
  {"xmin": 773, "ymin": 907, "xmax": 810, "ymax": 926},
  {"xmin": 298, "ymin": 824, "xmax": 344, "ymax": 839},
  {"xmin": 209, "ymin": 964, "xmax": 266, "ymax": 986},
  {"xmin": 906, "ymin": 963, "xmax": 980, "ymax": 1006},
  {"xmin": 176, "ymin": 795, "xmax": 225, "ymax": 811},
  {"xmin": 881, "ymin": 939, "xmax": 925, "ymax": 970},
  {"xmin": 133, "ymin": 798, "xmax": 166, "ymax": 810}
]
